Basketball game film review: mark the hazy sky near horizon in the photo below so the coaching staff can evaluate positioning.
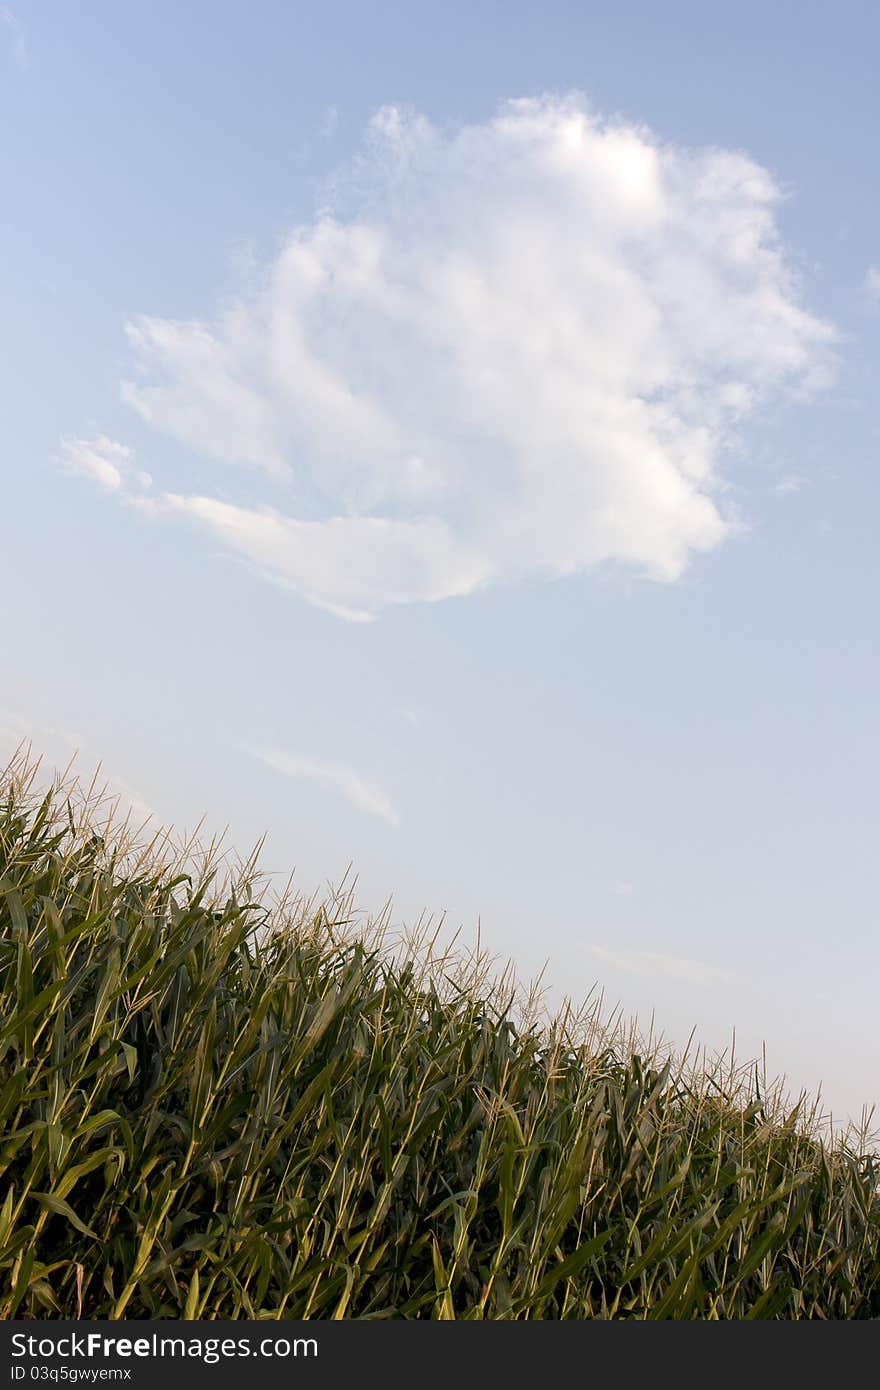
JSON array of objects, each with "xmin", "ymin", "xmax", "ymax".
[{"xmin": 2, "ymin": 1, "xmax": 878, "ymax": 1127}]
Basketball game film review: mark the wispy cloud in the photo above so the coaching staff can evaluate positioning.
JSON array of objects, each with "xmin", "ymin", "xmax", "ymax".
[
  {"xmin": 59, "ymin": 436, "xmax": 152, "ymax": 493},
  {"xmin": 0, "ymin": 709, "xmax": 82, "ymax": 770},
  {"xmin": 0, "ymin": 710, "xmax": 156, "ymax": 828},
  {"xmin": 865, "ymin": 266, "xmax": 880, "ymax": 307},
  {"xmin": 73, "ymin": 95, "xmax": 835, "ymax": 619},
  {"xmin": 242, "ymin": 744, "xmax": 398, "ymax": 826},
  {"xmin": 582, "ymin": 942, "xmax": 733, "ymax": 985},
  {"xmin": 1, "ymin": 8, "xmax": 28, "ymax": 70},
  {"xmin": 774, "ymin": 473, "xmax": 804, "ymax": 496},
  {"xmin": 318, "ymin": 105, "xmax": 339, "ymax": 140},
  {"xmin": 608, "ymin": 879, "xmax": 635, "ymax": 896}
]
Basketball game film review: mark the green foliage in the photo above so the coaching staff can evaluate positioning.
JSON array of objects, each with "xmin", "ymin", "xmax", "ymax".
[{"xmin": 1, "ymin": 748, "xmax": 878, "ymax": 1319}]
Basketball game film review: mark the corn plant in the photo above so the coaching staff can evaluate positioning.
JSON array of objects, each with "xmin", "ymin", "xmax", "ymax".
[{"xmin": 1, "ymin": 745, "xmax": 877, "ymax": 1319}]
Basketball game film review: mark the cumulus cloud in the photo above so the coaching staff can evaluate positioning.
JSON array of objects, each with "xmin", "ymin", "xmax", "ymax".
[
  {"xmin": 242, "ymin": 744, "xmax": 398, "ymax": 826},
  {"xmin": 60, "ymin": 436, "xmax": 152, "ymax": 493},
  {"xmin": 87, "ymin": 96, "xmax": 834, "ymax": 617},
  {"xmin": 122, "ymin": 318, "xmax": 288, "ymax": 478}
]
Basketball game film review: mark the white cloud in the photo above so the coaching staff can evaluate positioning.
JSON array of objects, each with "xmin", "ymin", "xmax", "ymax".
[
  {"xmin": 582, "ymin": 942, "xmax": 733, "ymax": 985},
  {"xmin": 865, "ymin": 266, "xmax": 880, "ymax": 305},
  {"xmin": 242, "ymin": 743, "xmax": 398, "ymax": 826},
  {"xmin": 1, "ymin": 8, "xmax": 28, "ymax": 70},
  {"xmin": 83, "ymin": 95, "xmax": 834, "ymax": 618},
  {"xmin": 60, "ymin": 436, "xmax": 152, "ymax": 493},
  {"xmin": 122, "ymin": 317, "xmax": 288, "ymax": 478},
  {"xmin": 143, "ymin": 492, "xmax": 487, "ymax": 621}
]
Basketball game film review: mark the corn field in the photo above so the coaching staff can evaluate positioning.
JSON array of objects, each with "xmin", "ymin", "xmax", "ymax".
[{"xmin": 1, "ymin": 746, "xmax": 878, "ymax": 1319}]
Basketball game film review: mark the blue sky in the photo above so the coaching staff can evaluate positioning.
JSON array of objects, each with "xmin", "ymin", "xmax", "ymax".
[{"xmin": 2, "ymin": 1, "xmax": 878, "ymax": 1127}]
